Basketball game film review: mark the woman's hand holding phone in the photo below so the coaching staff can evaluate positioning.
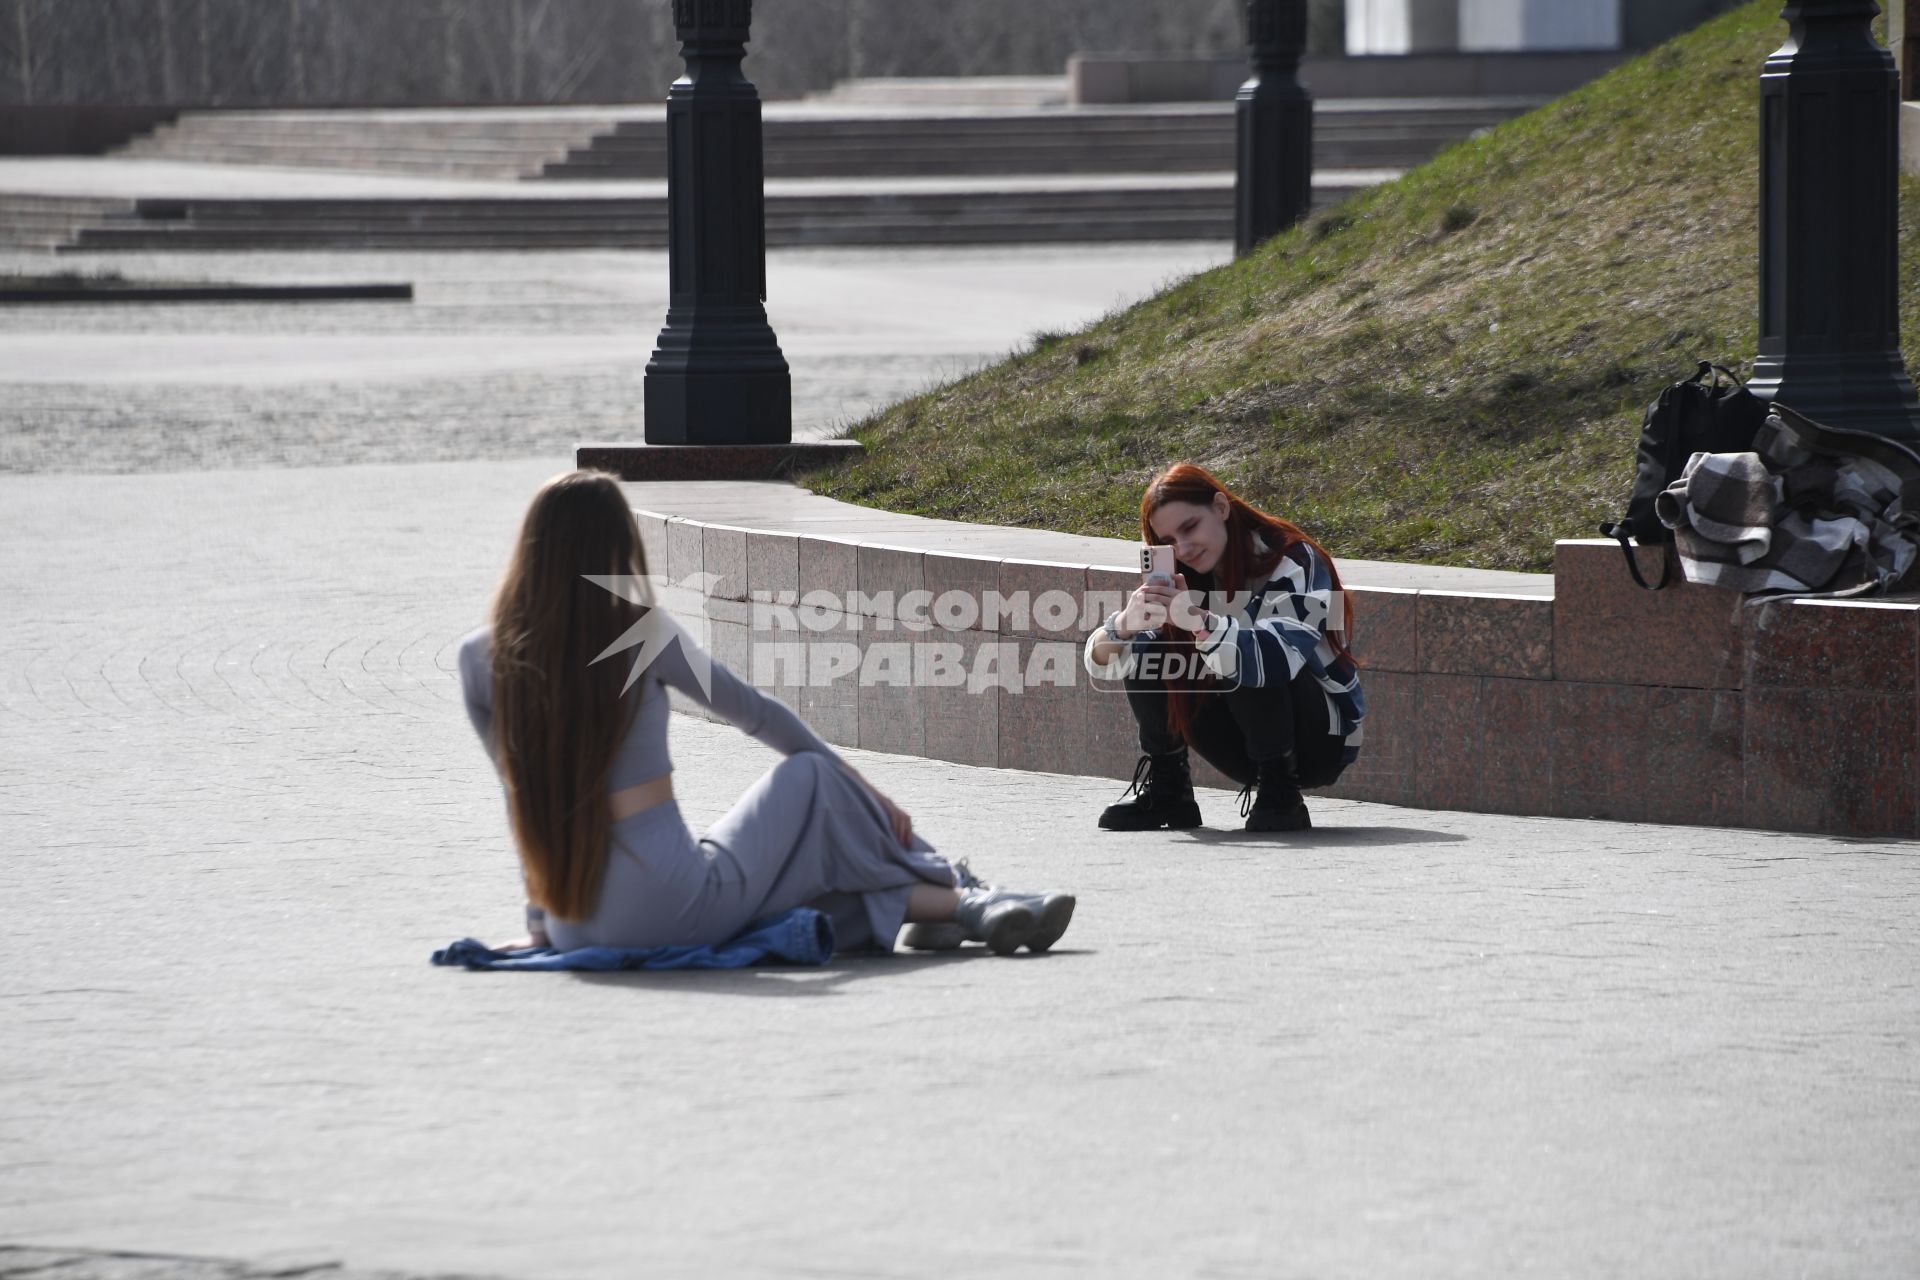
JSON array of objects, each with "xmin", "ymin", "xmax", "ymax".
[{"xmin": 1117, "ymin": 572, "xmax": 1186, "ymax": 639}]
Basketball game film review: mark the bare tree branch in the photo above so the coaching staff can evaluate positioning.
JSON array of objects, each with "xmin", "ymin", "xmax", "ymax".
[{"xmin": 0, "ymin": 0, "xmax": 1363, "ymax": 109}]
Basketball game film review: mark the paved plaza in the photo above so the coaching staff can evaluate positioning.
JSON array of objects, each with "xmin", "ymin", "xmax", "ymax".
[
  {"xmin": 3, "ymin": 457, "xmax": 1917, "ymax": 1278},
  {"xmin": 1, "ymin": 241, "xmax": 1918, "ymax": 1277},
  {"xmin": 0, "ymin": 241, "xmax": 1228, "ymax": 472}
]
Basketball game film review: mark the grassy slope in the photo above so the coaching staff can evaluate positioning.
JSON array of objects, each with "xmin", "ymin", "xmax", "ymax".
[{"xmin": 809, "ymin": 1, "xmax": 1920, "ymax": 571}]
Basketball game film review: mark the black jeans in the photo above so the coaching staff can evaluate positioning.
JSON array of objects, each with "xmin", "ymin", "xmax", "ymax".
[{"xmin": 1123, "ymin": 662, "xmax": 1345, "ymax": 789}]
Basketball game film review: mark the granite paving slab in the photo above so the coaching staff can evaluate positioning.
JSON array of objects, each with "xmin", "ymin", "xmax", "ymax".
[{"xmin": 2, "ymin": 457, "xmax": 1915, "ymax": 1279}]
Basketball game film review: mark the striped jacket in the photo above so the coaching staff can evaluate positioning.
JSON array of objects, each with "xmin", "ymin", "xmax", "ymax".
[{"xmin": 1084, "ymin": 536, "xmax": 1365, "ymax": 764}]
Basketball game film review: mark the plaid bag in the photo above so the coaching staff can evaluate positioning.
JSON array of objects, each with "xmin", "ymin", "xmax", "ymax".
[{"xmin": 1600, "ymin": 361, "xmax": 1769, "ymax": 589}]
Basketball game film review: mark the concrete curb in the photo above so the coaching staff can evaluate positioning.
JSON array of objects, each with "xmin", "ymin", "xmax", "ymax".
[{"xmin": 631, "ymin": 495, "xmax": 1920, "ymax": 839}]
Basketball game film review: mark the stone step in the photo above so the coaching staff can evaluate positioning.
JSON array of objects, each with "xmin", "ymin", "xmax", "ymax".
[
  {"xmin": 588, "ymin": 120, "xmax": 1509, "ymax": 145},
  {"xmin": 59, "ymin": 182, "xmax": 1367, "ymax": 251},
  {"xmin": 540, "ymin": 104, "xmax": 1518, "ymax": 180},
  {"xmin": 115, "ymin": 112, "xmax": 623, "ymax": 180},
  {"xmin": 545, "ymin": 142, "xmax": 1446, "ymax": 180},
  {"xmin": 81, "ymin": 208, "xmax": 1239, "ymax": 234},
  {"xmin": 139, "ymin": 120, "xmax": 1512, "ymax": 155},
  {"xmin": 0, "ymin": 218, "xmax": 90, "ymax": 238},
  {"xmin": 130, "ymin": 107, "xmax": 1517, "ymax": 146},
  {"xmin": 78, "ymin": 208, "xmax": 1237, "ymax": 237},
  {"xmin": 0, "ymin": 193, "xmax": 135, "ymax": 214},
  {"xmin": 120, "ymin": 137, "xmax": 586, "ymax": 159},
  {"xmin": 107, "ymin": 148, "xmax": 544, "ymax": 182},
  {"xmin": 131, "ymin": 102, "xmax": 1523, "ymax": 133},
  {"xmin": 63, "ymin": 223, "xmax": 1235, "ymax": 251},
  {"xmin": 124, "ymin": 110, "xmax": 626, "ymax": 133},
  {"xmin": 107, "ymin": 188, "xmax": 1238, "ymax": 216},
  {"xmin": 117, "ymin": 141, "xmax": 1431, "ymax": 182},
  {"xmin": 0, "ymin": 194, "xmax": 135, "ymax": 251},
  {"xmin": 112, "ymin": 100, "xmax": 1532, "ymax": 182},
  {"xmin": 803, "ymin": 74, "xmax": 1071, "ymax": 108},
  {"xmin": 121, "ymin": 124, "xmax": 624, "ymax": 146},
  {"xmin": 122, "ymin": 138, "xmax": 585, "ymax": 158}
]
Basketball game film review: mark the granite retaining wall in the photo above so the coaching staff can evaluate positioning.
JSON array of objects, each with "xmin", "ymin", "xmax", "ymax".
[{"xmin": 635, "ymin": 507, "xmax": 1919, "ymax": 839}]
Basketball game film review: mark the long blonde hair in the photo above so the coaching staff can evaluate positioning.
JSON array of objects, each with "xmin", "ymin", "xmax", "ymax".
[{"xmin": 487, "ymin": 469, "xmax": 649, "ymax": 921}]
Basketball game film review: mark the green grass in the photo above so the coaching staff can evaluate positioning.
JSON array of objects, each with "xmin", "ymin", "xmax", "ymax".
[{"xmin": 808, "ymin": 1, "xmax": 1920, "ymax": 571}]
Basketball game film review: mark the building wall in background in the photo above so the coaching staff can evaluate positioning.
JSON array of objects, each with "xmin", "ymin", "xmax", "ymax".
[
  {"xmin": 1459, "ymin": 0, "xmax": 1620, "ymax": 52},
  {"xmin": 1344, "ymin": 0, "xmax": 1458, "ymax": 55},
  {"xmin": 0, "ymin": 0, "xmax": 1356, "ymax": 109},
  {"xmin": 1349, "ymin": 0, "xmax": 1744, "ymax": 56},
  {"xmin": 1345, "ymin": 0, "xmax": 1408, "ymax": 55}
]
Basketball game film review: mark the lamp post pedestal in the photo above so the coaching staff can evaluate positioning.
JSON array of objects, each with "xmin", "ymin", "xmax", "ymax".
[
  {"xmin": 583, "ymin": 0, "xmax": 866, "ymax": 479},
  {"xmin": 642, "ymin": 0, "xmax": 791, "ymax": 446},
  {"xmin": 1235, "ymin": 0, "xmax": 1313, "ymax": 257},
  {"xmin": 1748, "ymin": 0, "xmax": 1920, "ymax": 439}
]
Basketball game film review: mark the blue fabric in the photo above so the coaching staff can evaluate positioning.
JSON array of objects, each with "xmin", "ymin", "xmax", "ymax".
[{"xmin": 431, "ymin": 907, "xmax": 835, "ymax": 971}]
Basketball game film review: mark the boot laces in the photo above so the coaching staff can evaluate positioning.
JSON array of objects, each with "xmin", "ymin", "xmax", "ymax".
[
  {"xmin": 1240, "ymin": 760, "xmax": 1301, "ymax": 819},
  {"xmin": 951, "ymin": 857, "xmax": 991, "ymax": 891},
  {"xmin": 1123, "ymin": 752, "xmax": 1191, "ymax": 805}
]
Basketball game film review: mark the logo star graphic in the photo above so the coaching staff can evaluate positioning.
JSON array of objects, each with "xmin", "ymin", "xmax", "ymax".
[{"xmin": 582, "ymin": 572, "xmax": 718, "ymax": 699}]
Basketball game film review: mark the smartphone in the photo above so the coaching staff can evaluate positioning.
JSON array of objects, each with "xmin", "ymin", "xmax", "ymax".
[{"xmin": 1140, "ymin": 544, "xmax": 1175, "ymax": 586}]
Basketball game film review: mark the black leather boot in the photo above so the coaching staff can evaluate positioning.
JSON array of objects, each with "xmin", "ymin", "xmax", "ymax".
[
  {"xmin": 1099, "ymin": 748, "xmax": 1203, "ymax": 831},
  {"xmin": 1239, "ymin": 754, "xmax": 1311, "ymax": 832}
]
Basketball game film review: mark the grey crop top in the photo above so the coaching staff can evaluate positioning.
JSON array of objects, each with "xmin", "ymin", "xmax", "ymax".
[{"xmin": 456, "ymin": 614, "xmax": 843, "ymax": 789}]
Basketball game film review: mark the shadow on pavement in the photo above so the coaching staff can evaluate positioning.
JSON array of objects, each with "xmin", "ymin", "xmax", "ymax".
[
  {"xmin": 1173, "ymin": 825, "xmax": 1468, "ymax": 849},
  {"xmin": 569, "ymin": 946, "xmax": 1088, "ymax": 995}
]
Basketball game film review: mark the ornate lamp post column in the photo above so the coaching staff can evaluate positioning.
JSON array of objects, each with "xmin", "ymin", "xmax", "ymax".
[
  {"xmin": 1748, "ymin": 0, "xmax": 1920, "ymax": 439},
  {"xmin": 642, "ymin": 0, "xmax": 791, "ymax": 445},
  {"xmin": 1235, "ymin": 0, "xmax": 1313, "ymax": 257},
  {"xmin": 579, "ymin": 0, "xmax": 859, "ymax": 480}
]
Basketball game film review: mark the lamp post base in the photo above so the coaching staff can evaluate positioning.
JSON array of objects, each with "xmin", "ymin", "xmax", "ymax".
[
  {"xmin": 576, "ymin": 440, "xmax": 864, "ymax": 482},
  {"xmin": 1234, "ymin": 0, "xmax": 1312, "ymax": 257},
  {"xmin": 1235, "ymin": 82, "xmax": 1313, "ymax": 256},
  {"xmin": 1754, "ymin": 0, "xmax": 1919, "ymax": 442},
  {"xmin": 1748, "ymin": 351, "xmax": 1920, "ymax": 443},
  {"xmin": 642, "ymin": 363, "xmax": 793, "ymax": 445}
]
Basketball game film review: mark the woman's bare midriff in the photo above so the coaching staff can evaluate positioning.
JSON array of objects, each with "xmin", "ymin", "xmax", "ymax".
[{"xmin": 610, "ymin": 774, "xmax": 675, "ymax": 821}]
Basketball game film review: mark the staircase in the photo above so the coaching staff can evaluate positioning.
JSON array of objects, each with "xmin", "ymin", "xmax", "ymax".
[
  {"xmin": 0, "ymin": 194, "xmax": 136, "ymax": 252},
  {"xmin": 542, "ymin": 99, "xmax": 1537, "ymax": 183},
  {"xmin": 114, "ymin": 108, "xmax": 635, "ymax": 181},
  {"xmin": 29, "ymin": 89, "xmax": 1544, "ymax": 251},
  {"xmin": 62, "ymin": 177, "xmax": 1381, "ymax": 252}
]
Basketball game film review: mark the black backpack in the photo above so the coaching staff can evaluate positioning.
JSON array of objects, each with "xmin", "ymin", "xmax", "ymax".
[{"xmin": 1599, "ymin": 361, "xmax": 1769, "ymax": 590}]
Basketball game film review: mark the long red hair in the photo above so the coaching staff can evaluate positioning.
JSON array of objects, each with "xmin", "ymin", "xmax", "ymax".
[{"xmin": 1140, "ymin": 462, "xmax": 1358, "ymax": 745}]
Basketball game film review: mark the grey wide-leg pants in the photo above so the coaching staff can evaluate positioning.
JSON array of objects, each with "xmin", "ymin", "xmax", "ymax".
[{"xmin": 546, "ymin": 752, "xmax": 957, "ymax": 954}]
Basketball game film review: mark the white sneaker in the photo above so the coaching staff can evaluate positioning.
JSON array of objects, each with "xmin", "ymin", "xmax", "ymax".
[
  {"xmin": 900, "ymin": 861, "xmax": 1075, "ymax": 955},
  {"xmin": 899, "ymin": 858, "xmax": 987, "ymax": 951}
]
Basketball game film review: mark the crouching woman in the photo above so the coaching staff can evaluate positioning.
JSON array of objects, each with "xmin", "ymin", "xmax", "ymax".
[{"xmin": 1083, "ymin": 462, "xmax": 1365, "ymax": 832}]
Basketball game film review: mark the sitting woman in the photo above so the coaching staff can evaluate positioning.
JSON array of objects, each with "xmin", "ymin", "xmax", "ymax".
[
  {"xmin": 457, "ymin": 469, "xmax": 1073, "ymax": 956},
  {"xmin": 1083, "ymin": 462, "xmax": 1364, "ymax": 832}
]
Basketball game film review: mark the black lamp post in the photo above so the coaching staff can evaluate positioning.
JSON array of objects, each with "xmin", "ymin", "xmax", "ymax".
[
  {"xmin": 578, "ymin": 0, "xmax": 860, "ymax": 480},
  {"xmin": 1235, "ymin": 0, "xmax": 1313, "ymax": 257},
  {"xmin": 642, "ymin": 0, "xmax": 791, "ymax": 445},
  {"xmin": 1748, "ymin": 0, "xmax": 1920, "ymax": 439}
]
